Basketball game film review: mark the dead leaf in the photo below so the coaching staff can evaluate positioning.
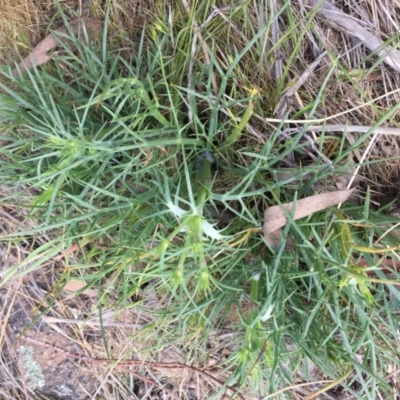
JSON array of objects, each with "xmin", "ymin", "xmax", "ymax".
[
  {"xmin": 12, "ymin": 17, "xmax": 103, "ymax": 76},
  {"xmin": 264, "ymin": 189, "xmax": 354, "ymax": 249},
  {"xmin": 64, "ymin": 280, "xmax": 97, "ymax": 298}
]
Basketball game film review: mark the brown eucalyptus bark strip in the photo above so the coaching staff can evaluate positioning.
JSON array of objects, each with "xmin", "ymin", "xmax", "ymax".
[{"xmin": 12, "ymin": 17, "xmax": 103, "ymax": 76}]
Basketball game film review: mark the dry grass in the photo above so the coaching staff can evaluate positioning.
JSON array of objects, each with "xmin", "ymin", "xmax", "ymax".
[
  {"xmin": 0, "ymin": 0, "xmax": 157, "ymax": 64},
  {"xmin": 0, "ymin": 0, "xmax": 39, "ymax": 62},
  {"xmin": 2, "ymin": 0, "xmax": 400, "ymax": 399}
]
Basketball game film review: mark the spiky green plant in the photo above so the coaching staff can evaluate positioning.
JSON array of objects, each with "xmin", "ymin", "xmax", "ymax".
[{"xmin": 1, "ymin": 3, "xmax": 400, "ymax": 399}]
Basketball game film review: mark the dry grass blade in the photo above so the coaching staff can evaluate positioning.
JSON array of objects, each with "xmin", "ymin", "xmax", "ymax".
[
  {"xmin": 282, "ymin": 124, "xmax": 400, "ymax": 136},
  {"xmin": 254, "ymin": 86, "xmax": 400, "ymax": 125},
  {"xmin": 180, "ymin": 0, "xmax": 218, "ymax": 94},
  {"xmin": 12, "ymin": 17, "xmax": 103, "ymax": 76},
  {"xmin": 306, "ymin": 0, "xmax": 400, "ymax": 72},
  {"xmin": 264, "ymin": 189, "xmax": 354, "ymax": 236},
  {"xmin": 274, "ymin": 50, "xmax": 328, "ymax": 116}
]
